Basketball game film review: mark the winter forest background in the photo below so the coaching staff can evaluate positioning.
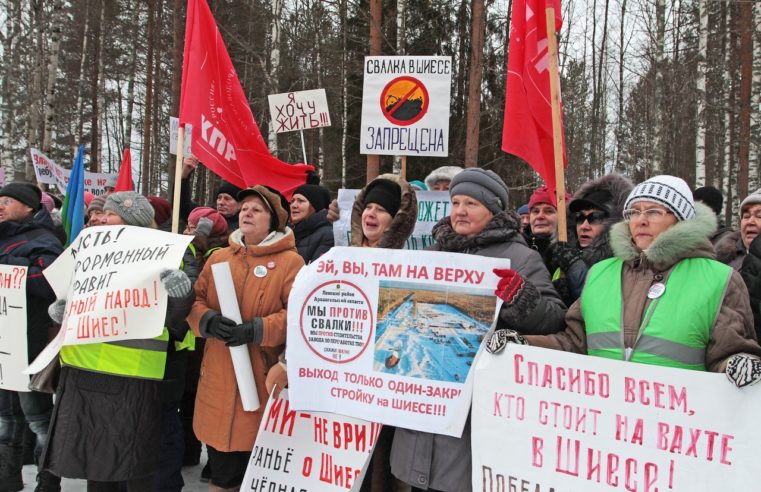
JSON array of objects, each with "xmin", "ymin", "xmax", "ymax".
[{"xmin": 0, "ymin": 0, "xmax": 759, "ymax": 224}]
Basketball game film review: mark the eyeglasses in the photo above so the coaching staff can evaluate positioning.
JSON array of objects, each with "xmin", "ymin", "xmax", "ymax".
[
  {"xmin": 622, "ymin": 208, "xmax": 673, "ymax": 222},
  {"xmin": 0, "ymin": 197, "xmax": 15, "ymax": 207},
  {"xmin": 574, "ymin": 211, "xmax": 608, "ymax": 225}
]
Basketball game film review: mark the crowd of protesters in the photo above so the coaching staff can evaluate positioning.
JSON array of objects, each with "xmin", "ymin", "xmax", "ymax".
[{"xmin": 2, "ymin": 161, "xmax": 761, "ymax": 492}]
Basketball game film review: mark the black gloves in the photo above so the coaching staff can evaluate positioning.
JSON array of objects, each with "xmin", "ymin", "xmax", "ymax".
[
  {"xmin": 225, "ymin": 318, "xmax": 264, "ymax": 347},
  {"xmin": 203, "ymin": 311, "xmax": 263, "ymax": 346}
]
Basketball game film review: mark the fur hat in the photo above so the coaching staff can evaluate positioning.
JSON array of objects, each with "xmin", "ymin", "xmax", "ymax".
[
  {"xmin": 293, "ymin": 184, "xmax": 331, "ymax": 212},
  {"xmin": 237, "ymin": 185, "xmax": 288, "ymax": 232},
  {"xmin": 625, "ymin": 175, "xmax": 695, "ymax": 221},
  {"xmin": 364, "ymin": 179, "xmax": 402, "ymax": 217},
  {"xmin": 740, "ymin": 188, "xmax": 761, "ymax": 214},
  {"xmin": 104, "ymin": 191, "xmax": 155, "ymax": 227},
  {"xmin": 449, "ymin": 168, "xmax": 509, "ymax": 214},
  {"xmin": 424, "ymin": 166, "xmax": 463, "ymax": 190},
  {"xmin": 0, "ymin": 182, "xmax": 42, "ymax": 211},
  {"xmin": 188, "ymin": 206, "xmax": 228, "ymax": 236}
]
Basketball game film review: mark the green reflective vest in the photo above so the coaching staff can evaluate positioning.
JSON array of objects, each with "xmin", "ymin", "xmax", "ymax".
[
  {"xmin": 581, "ymin": 257, "xmax": 731, "ymax": 371},
  {"xmin": 61, "ymin": 329, "xmax": 170, "ymax": 380}
]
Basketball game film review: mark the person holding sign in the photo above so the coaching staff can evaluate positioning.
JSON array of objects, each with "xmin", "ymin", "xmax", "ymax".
[
  {"xmin": 43, "ymin": 192, "xmax": 196, "ymax": 492},
  {"xmin": 501, "ymin": 176, "xmax": 761, "ymax": 387},
  {"xmin": 0, "ymin": 182, "xmax": 63, "ymax": 492},
  {"xmin": 390, "ymin": 169, "xmax": 566, "ymax": 492},
  {"xmin": 187, "ymin": 185, "xmax": 304, "ymax": 491},
  {"xmin": 289, "ymin": 183, "xmax": 334, "ymax": 264}
]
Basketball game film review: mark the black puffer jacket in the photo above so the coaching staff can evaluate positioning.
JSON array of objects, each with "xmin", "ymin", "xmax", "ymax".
[
  {"xmin": 0, "ymin": 208, "xmax": 63, "ymax": 359},
  {"xmin": 293, "ymin": 209, "xmax": 333, "ymax": 264},
  {"xmin": 741, "ymin": 235, "xmax": 761, "ymax": 341}
]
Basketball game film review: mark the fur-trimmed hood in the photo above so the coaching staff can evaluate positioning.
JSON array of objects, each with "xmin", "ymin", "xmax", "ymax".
[
  {"xmin": 610, "ymin": 201, "xmax": 717, "ymax": 270},
  {"xmin": 350, "ymin": 174, "xmax": 418, "ymax": 249},
  {"xmin": 424, "ymin": 166, "xmax": 462, "ymax": 190}
]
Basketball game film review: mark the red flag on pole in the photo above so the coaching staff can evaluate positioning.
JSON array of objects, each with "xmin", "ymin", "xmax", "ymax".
[
  {"xmin": 179, "ymin": 0, "xmax": 314, "ymax": 196},
  {"xmin": 115, "ymin": 148, "xmax": 133, "ymax": 192},
  {"xmin": 502, "ymin": 0, "xmax": 566, "ymax": 192}
]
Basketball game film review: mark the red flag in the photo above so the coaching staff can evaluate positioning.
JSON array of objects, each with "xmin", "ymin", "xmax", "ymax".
[
  {"xmin": 179, "ymin": 0, "xmax": 314, "ymax": 197},
  {"xmin": 502, "ymin": 0, "xmax": 566, "ymax": 192},
  {"xmin": 115, "ymin": 148, "xmax": 133, "ymax": 192}
]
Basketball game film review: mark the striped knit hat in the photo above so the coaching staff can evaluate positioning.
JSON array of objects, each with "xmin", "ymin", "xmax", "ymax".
[{"xmin": 625, "ymin": 175, "xmax": 695, "ymax": 221}]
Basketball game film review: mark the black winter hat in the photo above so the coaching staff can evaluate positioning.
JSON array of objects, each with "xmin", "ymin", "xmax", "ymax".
[
  {"xmin": 364, "ymin": 179, "xmax": 401, "ymax": 217},
  {"xmin": 570, "ymin": 189, "xmax": 613, "ymax": 214},
  {"xmin": 0, "ymin": 182, "xmax": 42, "ymax": 211},
  {"xmin": 293, "ymin": 184, "xmax": 331, "ymax": 212},
  {"xmin": 693, "ymin": 186, "xmax": 723, "ymax": 217},
  {"xmin": 216, "ymin": 181, "xmax": 243, "ymax": 200}
]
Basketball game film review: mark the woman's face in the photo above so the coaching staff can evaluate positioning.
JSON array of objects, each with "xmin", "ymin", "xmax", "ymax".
[
  {"xmin": 626, "ymin": 201, "xmax": 677, "ymax": 250},
  {"xmin": 575, "ymin": 208, "xmax": 607, "ymax": 248},
  {"xmin": 290, "ymin": 194, "xmax": 315, "ymax": 224},
  {"xmin": 741, "ymin": 204, "xmax": 761, "ymax": 249},
  {"xmin": 239, "ymin": 196, "xmax": 272, "ymax": 245},
  {"xmin": 362, "ymin": 203, "xmax": 393, "ymax": 247},
  {"xmin": 450, "ymin": 195, "xmax": 494, "ymax": 237},
  {"xmin": 100, "ymin": 210, "xmax": 126, "ymax": 225}
]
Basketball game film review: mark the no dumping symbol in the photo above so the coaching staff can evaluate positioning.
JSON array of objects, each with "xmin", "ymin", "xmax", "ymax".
[{"xmin": 380, "ymin": 76, "xmax": 429, "ymax": 126}]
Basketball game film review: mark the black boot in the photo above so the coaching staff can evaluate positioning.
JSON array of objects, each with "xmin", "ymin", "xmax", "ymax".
[
  {"xmin": 34, "ymin": 470, "xmax": 61, "ymax": 492},
  {"xmin": 0, "ymin": 444, "xmax": 24, "ymax": 492}
]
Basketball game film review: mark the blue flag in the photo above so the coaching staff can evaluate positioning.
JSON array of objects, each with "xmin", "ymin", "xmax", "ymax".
[{"xmin": 61, "ymin": 145, "xmax": 85, "ymax": 246}]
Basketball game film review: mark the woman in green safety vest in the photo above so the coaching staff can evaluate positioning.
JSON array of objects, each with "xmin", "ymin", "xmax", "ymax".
[
  {"xmin": 490, "ymin": 175, "xmax": 761, "ymax": 389},
  {"xmin": 41, "ymin": 191, "xmax": 196, "ymax": 491}
]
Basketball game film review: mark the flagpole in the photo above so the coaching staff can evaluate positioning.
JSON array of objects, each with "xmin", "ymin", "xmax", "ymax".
[
  {"xmin": 171, "ymin": 126, "xmax": 185, "ymax": 234},
  {"xmin": 546, "ymin": 6, "xmax": 567, "ymax": 242}
]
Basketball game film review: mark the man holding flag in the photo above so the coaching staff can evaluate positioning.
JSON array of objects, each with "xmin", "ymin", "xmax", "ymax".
[{"xmin": 0, "ymin": 181, "xmax": 63, "ymax": 492}]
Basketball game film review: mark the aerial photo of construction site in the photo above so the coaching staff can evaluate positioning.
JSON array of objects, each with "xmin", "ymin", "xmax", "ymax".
[{"xmin": 373, "ymin": 280, "xmax": 496, "ymax": 383}]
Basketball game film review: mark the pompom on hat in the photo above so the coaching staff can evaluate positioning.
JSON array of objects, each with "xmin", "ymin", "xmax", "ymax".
[{"xmin": 624, "ymin": 175, "xmax": 695, "ymax": 221}]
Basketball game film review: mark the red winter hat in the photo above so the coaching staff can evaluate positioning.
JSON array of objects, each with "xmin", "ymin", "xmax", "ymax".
[
  {"xmin": 188, "ymin": 207, "xmax": 228, "ymax": 236},
  {"xmin": 148, "ymin": 196, "xmax": 172, "ymax": 226},
  {"xmin": 528, "ymin": 185, "xmax": 572, "ymax": 209}
]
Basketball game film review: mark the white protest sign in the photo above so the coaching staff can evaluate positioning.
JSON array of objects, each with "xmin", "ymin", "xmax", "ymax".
[
  {"xmin": 287, "ymin": 247, "xmax": 504, "ymax": 437},
  {"xmin": 29, "ymin": 148, "xmax": 116, "ymax": 196},
  {"xmin": 26, "ymin": 226, "xmax": 193, "ymax": 374},
  {"xmin": 472, "ymin": 344, "xmax": 761, "ymax": 491},
  {"xmin": 169, "ymin": 117, "xmax": 194, "ymax": 156},
  {"xmin": 360, "ymin": 56, "xmax": 451, "ymax": 157},
  {"xmin": 333, "ymin": 189, "xmax": 450, "ymax": 250},
  {"xmin": 0, "ymin": 265, "xmax": 30, "ymax": 391},
  {"xmin": 243, "ymin": 389, "xmax": 376, "ymax": 491},
  {"xmin": 268, "ymin": 89, "xmax": 331, "ymax": 133}
]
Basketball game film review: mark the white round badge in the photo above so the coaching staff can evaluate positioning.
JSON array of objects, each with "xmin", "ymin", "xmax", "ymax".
[
  {"xmin": 647, "ymin": 282, "xmax": 666, "ymax": 299},
  {"xmin": 253, "ymin": 265, "xmax": 268, "ymax": 278}
]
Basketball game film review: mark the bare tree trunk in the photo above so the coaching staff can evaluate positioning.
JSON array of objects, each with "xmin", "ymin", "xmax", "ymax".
[
  {"xmin": 750, "ymin": 1, "xmax": 761, "ymax": 189},
  {"xmin": 652, "ymin": 0, "xmax": 666, "ymax": 174},
  {"xmin": 74, "ymin": 3, "xmax": 89, "ymax": 143},
  {"xmin": 41, "ymin": 0, "xmax": 64, "ymax": 153},
  {"xmin": 124, "ymin": 38, "xmax": 137, "ymax": 149},
  {"xmin": 1, "ymin": 0, "xmax": 22, "ymax": 179},
  {"xmin": 738, "ymin": 0, "xmax": 753, "ymax": 199},
  {"xmin": 142, "ymin": 0, "xmax": 155, "ymax": 193},
  {"xmin": 314, "ymin": 2, "xmax": 325, "ymax": 171},
  {"xmin": 464, "ymin": 0, "xmax": 485, "ymax": 168},
  {"xmin": 96, "ymin": 2, "xmax": 107, "ymax": 168},
  {"xmin": 695, "ymin": 0, "xmax": 709, "ymax": 186},
  {"xmin": 367, "ymin": 0, "xmax": 382, "ymax": 182},
  {"xmin": 89, "ymin": 1, "xmax": 105, "ymax": 172},
  {"xmin": 267, "ymin": 0, "xmax": 284, "ymax": 153},
  {"xmin": 26, "ymin": 1, "xmax": 45, "ymax": 180},
  {"xmin": 614, "ymin": 0, "xmax": 627, "ymax": 172}
]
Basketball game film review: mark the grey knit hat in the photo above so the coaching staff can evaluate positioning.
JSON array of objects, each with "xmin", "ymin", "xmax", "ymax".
[
  {"xmin": 449, "ymin": 168, "xmax": 509, "ymax": 215},
  {"xmin": 104, "ymin": 191, "xmax": 155, "ymax": 227},
  {"xmin": 624, "ymin": 175, "xmax": 695, "ymax": 221},
  {"xmin": 424, "ymin": 166, "xmax": 463, "ymax": 190},
  {"xmin": 105, "ymin": 174, "xmax": 118, "ymax": 189},
  {"xmin": 740, "ymin": 188, "xmax": 761, "ymax": 214}
]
